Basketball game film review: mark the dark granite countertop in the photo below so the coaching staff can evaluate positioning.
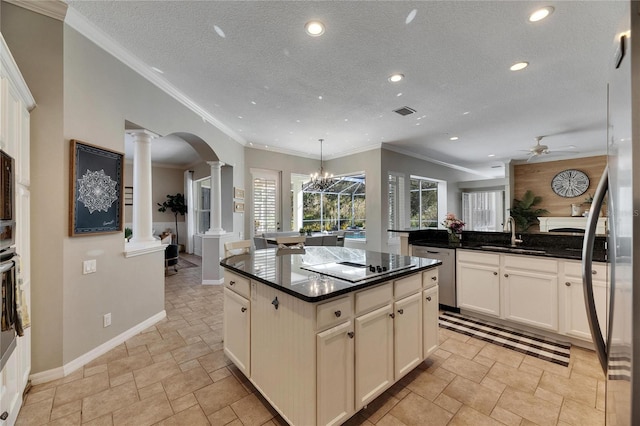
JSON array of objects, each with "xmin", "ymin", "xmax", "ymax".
[
  {"xmin": 391, "ymin": 229, "xmax": 607, "ymax": 262},
  {"xmin": 220, "ymin": 246, "xmax": 441, "ymax": 303}
]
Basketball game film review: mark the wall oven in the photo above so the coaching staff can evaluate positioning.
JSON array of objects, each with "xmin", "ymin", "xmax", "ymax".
[{"xmin": 0, "ymin": 150, "xmax": 16, "ymax": 371}]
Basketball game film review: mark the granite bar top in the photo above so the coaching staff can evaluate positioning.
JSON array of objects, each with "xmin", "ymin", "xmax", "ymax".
[
  {"xmin": 220, "ymin": 246, "xmax": 441, "ymax": 303},
  {"xmin": 402, "ymin": 229, "xmax": 607, "ymax": 262}
]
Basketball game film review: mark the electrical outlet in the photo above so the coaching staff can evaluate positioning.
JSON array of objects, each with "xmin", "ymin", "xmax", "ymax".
[
  {"xmin": 83, "ymin": 259, "xmax": 97, "ymax": 274},
  {"xmin": 103, "ymin": 313, "xmax": 111, "ymax": 327}
]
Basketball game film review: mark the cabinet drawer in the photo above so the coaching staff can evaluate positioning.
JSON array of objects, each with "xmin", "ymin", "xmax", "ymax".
[
  {"xmin": 355, "ymin": 283, "xmax": 393, "ymax": 315},
  {"xmin": 394, "ymin": 274, "xmax": 422, "ymax": 298},
  {"xmin": 225, "ymin": 271, "xmax": 250, "ymax": 298},
  {"xmin": 457, "ymin": 250, "xmax": 500, "ymax": 266},
  {"xmin": 423, "ymin": 269, "xmax": 438, "ymax": 289},
  {"xmin": 504, "ymin": 255, "xmax": 557, "ymax": 274},
  {"xmin": 317, "ymin": 296, "xmax": 352, "ymax": 330},
  {"xmin": 564, "ymin": 261, "xmax": 607, "ymax": 281}
]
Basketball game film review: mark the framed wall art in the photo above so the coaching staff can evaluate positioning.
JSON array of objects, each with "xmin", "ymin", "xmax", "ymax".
[
  {"xmin": 234, "ymin": 187, "xmax": 245, "ymax": 200},
  {"xmin": 70, "ymin": 139, "xmax": 124, "ymax": 236}
]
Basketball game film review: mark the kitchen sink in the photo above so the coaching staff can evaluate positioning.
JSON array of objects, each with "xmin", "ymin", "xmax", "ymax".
[{"xmin": 479, "ymin": 245, "xmax": 547, "ymax": 255}]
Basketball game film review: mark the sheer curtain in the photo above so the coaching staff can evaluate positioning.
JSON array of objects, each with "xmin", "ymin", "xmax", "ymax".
[{"xmin": 462, "ymin": 191, "xmax": 505, "ymax": 232}]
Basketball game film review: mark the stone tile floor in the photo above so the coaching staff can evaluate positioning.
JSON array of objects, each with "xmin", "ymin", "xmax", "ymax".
[{"xmin": 16, "ymin": 253, "xmax": 605, "ymax": 425}]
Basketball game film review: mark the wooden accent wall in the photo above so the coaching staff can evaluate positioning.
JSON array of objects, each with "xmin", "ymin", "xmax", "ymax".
[{"xmin": 513, "ymin": 156, "xmax": 606, "ymax": 217}]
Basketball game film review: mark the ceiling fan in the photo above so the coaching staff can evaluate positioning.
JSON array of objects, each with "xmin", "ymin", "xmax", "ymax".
[{"xmin": 527, "ymin": 136, "xmax": 550, "ymax": 160}]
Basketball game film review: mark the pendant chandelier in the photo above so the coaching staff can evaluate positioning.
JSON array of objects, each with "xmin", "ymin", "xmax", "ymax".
[{"xmin": 308, "ymin": 139, "xmax": 335, "ymax": 192}]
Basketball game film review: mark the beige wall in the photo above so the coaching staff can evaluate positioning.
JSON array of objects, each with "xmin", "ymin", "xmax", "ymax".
[
  {"xmin": 3, "ymin": 3, "xmax": 245, "ymax": 373},
  {"xmin": 513, "ymin": 156, "xmax": 607, "ymax": 217},
  {"xmin": 2, "ymin": 2, "xmax": 65, "ymax": 372}
]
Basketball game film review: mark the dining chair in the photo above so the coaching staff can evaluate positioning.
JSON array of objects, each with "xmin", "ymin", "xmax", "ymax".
[
  {"xmin": 276, "ymin": 235, "xmax": 306, "ymax": 248},
  {"xmin": 254, "ymin": 236, "xmax": 269, "ymax": 249},
  {"xmin": 322, "ymin": 235, "xmax": 338, "ymax": 246},
  {"xmin": 224, "ymin": 240, "xmax": 252, "ymax": 257},
  {"xmin": 305, "ymin": 236, "xmax": 324, "ymax": 246}
]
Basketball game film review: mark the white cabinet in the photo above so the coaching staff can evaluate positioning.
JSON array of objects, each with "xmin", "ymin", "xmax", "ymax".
[
  {"xmin": 423, "ymin": 285, "xmax": 439, "ymax": 358},
  {"xmin": 224, "ymin": 267, "xmax": 440, "ymax": 426},
  {"xmin": 502, "ymin": 255, "xmax": 558, "ymax": 331},
  {"xmin": 317, "ymin": 321, "xmax": 354, "ymax": 426},
  {"xmin": 560, "ymin": 261, "xmax": 608, "ymax": 341},
  {"xmin": 0, "ymin": 35, "xmax": 33, "ymax": 426},
  {"xmin": 393, "ymin": 292, "xmax": 422, "ymax": 378},
  {"xmin": 457, "ymin": 250, "xmax": 501, "ymax": 316},
  {"xmin": 223, "ymin": 288, "xmax": 250, "ymax": 377},
  {"xmin": 354, "ymin": 303, "xmax": 393, "ymax": 410}
]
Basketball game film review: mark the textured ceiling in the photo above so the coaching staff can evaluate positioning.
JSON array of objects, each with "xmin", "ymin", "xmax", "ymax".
[{"xmin": 66, "ymin": 1, "xmax": 628, "ymax": 177}]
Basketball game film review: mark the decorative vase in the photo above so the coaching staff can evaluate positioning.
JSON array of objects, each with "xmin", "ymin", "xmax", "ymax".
[{"xmin": 448, "ymin": 231, "xmax": 460, "ymax": 244}]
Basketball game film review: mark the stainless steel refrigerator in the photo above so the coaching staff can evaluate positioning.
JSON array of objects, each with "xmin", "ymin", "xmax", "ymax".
[{"xmin": 582, "ymin": 2, "xmax": 638, "ymax": 424}]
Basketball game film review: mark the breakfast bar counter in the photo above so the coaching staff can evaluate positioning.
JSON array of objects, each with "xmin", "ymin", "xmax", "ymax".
[{"xmin": 220, "ymin": 247, "xmax": 441, "ymax": 425}]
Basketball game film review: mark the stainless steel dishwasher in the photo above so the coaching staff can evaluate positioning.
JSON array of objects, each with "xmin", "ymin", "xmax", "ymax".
[{"xmin": 411, "ymin": 245, "xmax": 456, "ymax": 309}]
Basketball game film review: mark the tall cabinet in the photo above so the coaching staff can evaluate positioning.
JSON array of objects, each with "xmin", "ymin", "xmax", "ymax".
[{"xmin": 0, "ymin": 34, "xmax": 35, "ymax": 425}]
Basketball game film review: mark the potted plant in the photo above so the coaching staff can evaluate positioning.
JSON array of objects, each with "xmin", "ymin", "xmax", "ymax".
[
  {"xmin": 510, "ymin": 190, "xmax": 549, "ymax": 232},
  {"xmin": 157, "ymin": 193, "xmax": 187, "ymax": 246},
  {"xmin": 124, "ymin": 227, "xmax": 132, "ymax": 242}
]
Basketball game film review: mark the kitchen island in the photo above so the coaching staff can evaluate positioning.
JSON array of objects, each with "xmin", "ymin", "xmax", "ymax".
[{"xmin": 220, "ymin": 247, "xmax": 441, "ymax": 426}]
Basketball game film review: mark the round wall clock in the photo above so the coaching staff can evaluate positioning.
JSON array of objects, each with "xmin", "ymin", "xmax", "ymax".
[{"xmin": 551, "ymin": 169, "xmax": 590, "ymax": 198}]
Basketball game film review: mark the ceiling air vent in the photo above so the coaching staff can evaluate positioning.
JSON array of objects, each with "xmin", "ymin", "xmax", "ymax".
[{"xmin": 393, "ymin": 106, "xmax": 416, "ymax": 116}]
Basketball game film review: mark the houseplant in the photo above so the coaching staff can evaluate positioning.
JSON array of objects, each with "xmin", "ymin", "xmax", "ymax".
[
  {"xmin": 510, "ymin": 190, "xmax": 548, "ymax": 232},
  {"xmin": 157, "ymin": 193, "xmax": 187, "ymax": 245},
  {"xmin": 442, "ymin": 213, "xmax": 465, "ymax": 243}
]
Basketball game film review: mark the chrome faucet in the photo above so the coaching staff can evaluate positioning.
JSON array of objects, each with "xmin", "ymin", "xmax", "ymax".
[{"xmin": 507, "ymin": 216, "xmax": 523, "ymax": 247}]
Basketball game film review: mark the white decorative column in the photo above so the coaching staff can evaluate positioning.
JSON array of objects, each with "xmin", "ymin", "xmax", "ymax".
[
  {"xmin": 128, "ymin": 129, "xmax": 158, "ymax": 245},
  {"xmin": 206, "ymin": 160, "xmax": 225, "ymax": 235}
]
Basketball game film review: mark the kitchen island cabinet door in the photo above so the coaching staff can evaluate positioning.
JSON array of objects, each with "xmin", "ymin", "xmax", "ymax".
[
  {"xmin": 457, "ymin": 262, "xmax": 500, "ymax": 317},
  {"xmin": 223, "ymin": 288, "xmax": 250, "ymax": 377},
  {"xmin": 393, "ymin": 292, "xmax": 423, "ymax": 379},
  {"xmin": 317, "ymin": 321, "xmax": 355, "ymax": 426},
  {"xmin": 354, "ymin": 304, "xmax": 393, "ymax": 410},
  {"xmin": 502, "ymin": 270, "xmax": 558, "ymax": 331},
  {"xmin": 423, "ymin": 285, "xmax": 439, "ymax": 358}
]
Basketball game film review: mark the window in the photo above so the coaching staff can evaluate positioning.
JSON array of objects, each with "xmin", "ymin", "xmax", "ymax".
[
  {"xmin": 253, "ymin": 170, "xmax": 279, "ymax": 234},
  {"xmin": 194, "ymin": 178, "xmax": 210, "ymax": 234},
  {"xmin": 388, "ymin": 173, "xmax": 405, "ymax": 229},
  {"xmin": 299, "ymin": 174, "xmax": 365, "ymax": 232},
  {"xmin": 462, "ymin": 190, "xmax": 505, "ymax": 231},
  {"xmin": 410, "ymin": 177, "xmax": 438, "ymax": 228}
]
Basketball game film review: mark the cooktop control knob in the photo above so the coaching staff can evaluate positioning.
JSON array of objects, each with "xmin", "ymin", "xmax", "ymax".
[
  {"xmin": 369, "ymin": 265, "xmax": 375, "ymax": 272},
  {"xmin": 376, "ymin": 265, "xmax": 382, "ymax": 273}
]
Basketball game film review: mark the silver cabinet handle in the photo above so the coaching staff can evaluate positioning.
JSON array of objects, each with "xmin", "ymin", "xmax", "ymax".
[
  {"xmin": 426, "ymin": 296, "xmax": 432, "ymax": 302},
  {"xmin": 431, "ymin": 276, "xmax": 437, "ymax": 281},
  {"xmin": 272, "ymin": 297, "xmax": 279, "ymax": 310},
  {"xmin": 397, "ymin": 309, "xmax": 404, "ymax": 315},
  {"xmin": 334, "ymin": 310, "xmax": 341, "ymax": 318},
  {"xmin": 565, "ymin": 282, "xmax": 571, "ymax": 287},
  {"xmin": 241, "ymin": 307, "xmax": 247, "ymax": 313},
  {"xmin": 229, "ymin": 280, "xmax": 235, "ymax": 286},
  {"xmin": 504, "ymin": 274, "xmax": 509, "ymax": 278},
  {"xmin": 493, "ymin": 272, "xmax": 498, "ymax": 276},
  {"xmin": 592, "ymin": 270, "xmax": 597, "ymax": 275},
  {"xmin": 347, "ymin": 331, "xmax": 354, "ymax": 339},
  {"xmin": 389, "ymin": 313, "xmax": 395, "ymax": 319}
]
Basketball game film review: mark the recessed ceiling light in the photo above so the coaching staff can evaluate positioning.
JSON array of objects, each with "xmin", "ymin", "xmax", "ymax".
[
  {"xmin": 318, "ymin": 95, "xmax": 323, "ymax": 100},
  {"xmin": 529, "ymin": 6, "xmax": 554, "ymax": 22},
  {"xmin": 397, "ymin": 93, "xmax": 403, "ymax": 97},
  {"xmin": 305, "ymin": 21, "xmax": 325, "ymax": 36},
  {"xmin": 406, "ymin": 9, "xmax": 418, "ymax": 25},
  {"xmin": 488, "ymin": 154, "xmax": 495, "ymax": 157},
  {"xmin": 151, "ymin": 67, "xmax": 164, "ymax": 74},
  {"xmin": 238, "ymin": 116, "xmax": 243, "ymax": 119},
  {"xmin": 510, "ymin": 62, "xmax": 529, "ymax": 71},
  {"xmin": 251, "ymin": 101, "xmax": 256, "ymax": 105},
  {"xmin": 388, "ymin": 73, "xmax": 404, "ymax": 83},
  {"xmin": 213, "ymin": 25, "xmax": 226, "ymax": 38},
  {"xmin": 450, "ymin": 136, "xmax": 459, "ymax": 141}
]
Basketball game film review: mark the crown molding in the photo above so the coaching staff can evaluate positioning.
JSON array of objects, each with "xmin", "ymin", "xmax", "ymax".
[
  {"xmin": 64, "ymin": 7, "xmax": 246, "ymax": 146},
  {"xmin": 1, "ymin": 34, "xmax": 36, "ymax": 110},
  {"xmin": 381, "ymin": 144, "xmax": 493, "ymax": 178},
  {"xmin": 4, "ymin": 0, "xmax": 67, "ymax": 21}
]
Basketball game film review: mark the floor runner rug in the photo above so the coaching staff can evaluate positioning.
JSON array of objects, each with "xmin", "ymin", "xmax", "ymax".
[{"xmin": 439, "ymin": 311, "xmax": 571, "ymax": 367}]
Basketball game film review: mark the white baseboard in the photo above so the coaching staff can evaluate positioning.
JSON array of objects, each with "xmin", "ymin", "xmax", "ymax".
[
  {"xmin": 202, "ymin": 279, "xmax": 223, "ymax": 285},
  {"xmin": 30, "ymin": 310, "xmax": 166, "ymax": 385}
]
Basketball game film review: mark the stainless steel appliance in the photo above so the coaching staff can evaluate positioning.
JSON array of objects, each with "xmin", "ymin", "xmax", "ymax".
[
  {"xmin": 0, "ymin": 247, "xmax": 17, "ymax": 371},
  {"xmin": 411, "ymin": 246, "xmax": 456, "ymax": 308},
  {"xmin": 0, "ymin": 150, "xmax": 14, "ymax": 252},
  {"xmin": 582, "ymin": 5, "xmax": 636, "ymax": 424}
]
